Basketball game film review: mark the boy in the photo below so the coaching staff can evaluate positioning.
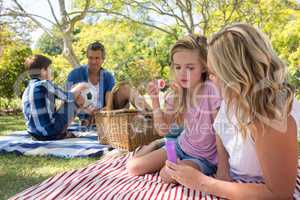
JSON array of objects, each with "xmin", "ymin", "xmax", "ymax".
[{"xmin": 22, "ymin": 54, "xmax": 86, "ymax": 140}]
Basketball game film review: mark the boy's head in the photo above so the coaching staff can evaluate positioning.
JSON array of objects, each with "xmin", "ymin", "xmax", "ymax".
[{"xmin": 25, "ymin": 54, "xmax": 52, "ymax": 80}]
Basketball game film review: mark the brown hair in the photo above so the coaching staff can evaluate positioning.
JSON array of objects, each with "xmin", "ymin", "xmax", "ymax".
[
  {"xmin": 87, "ymin": 41, "xmax": 106, "ymax": 59},
  {"xmin": 24, "ymin": 54, "xmax": 52, "ymax": 79}
]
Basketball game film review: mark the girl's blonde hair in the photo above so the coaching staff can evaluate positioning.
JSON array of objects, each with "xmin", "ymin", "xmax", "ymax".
[
  {"xmin": 168, "ymin": 34, "xmax": 208, "ymax": 124},
  {"xmin": 208, "ymin": 23, "xmax": 294, "ymax": 137}
]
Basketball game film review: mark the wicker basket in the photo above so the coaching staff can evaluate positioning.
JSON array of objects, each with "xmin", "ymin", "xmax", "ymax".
[{"xmin": 95, "ymin": 109, "xmax": 161, "ymax": 151}]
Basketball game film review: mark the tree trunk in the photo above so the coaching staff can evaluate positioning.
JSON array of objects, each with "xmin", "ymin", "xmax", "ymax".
[{"xmin": 62, "ymin": 34, "xmax": 79, "ymax": 67}]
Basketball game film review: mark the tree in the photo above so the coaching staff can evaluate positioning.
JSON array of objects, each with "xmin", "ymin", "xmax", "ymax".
[
  {"xmin": 1, "ymin": 0, "xmax": 91, "ymax": 67},
  {"xmin": 74, "ymin": 0, "xmax": 299, "ymax": 38},
  {"xmin": 72, "ymin": 20, "xmax": 176, "ymax": 87},
  {"xmin": 36, "ymin": 31, "xmax": 63, "ymax": 56},
  {"xmin": 0, "ymin": 41, "xmax": 32, "ymax": 99}
]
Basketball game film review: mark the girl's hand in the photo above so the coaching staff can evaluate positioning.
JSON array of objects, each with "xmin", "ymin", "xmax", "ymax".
[
  {"xmin": 147, "ymin": 80, "xmax": 160, "ymax": 99},
  {"xmin": 165, "ymin": 159, "xmax": 209, "ymax": 191},
  {"xmin": 169, "ymin": 81, "xmax": 183, "ymax": 96}
]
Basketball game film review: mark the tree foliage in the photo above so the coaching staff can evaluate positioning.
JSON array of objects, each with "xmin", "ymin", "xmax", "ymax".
[
  {"xmin": 0, "ymin": 40, "xmax": 32, "ymax": 99},
  {"xmin": 72, "ymin": 20, "xmax": 177, "ymax": 87}
]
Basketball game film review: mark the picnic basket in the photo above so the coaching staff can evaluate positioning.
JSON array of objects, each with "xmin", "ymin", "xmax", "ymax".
[{"xmin": 95, "ymin": 109, "xmax": 161, "ymax": 151}]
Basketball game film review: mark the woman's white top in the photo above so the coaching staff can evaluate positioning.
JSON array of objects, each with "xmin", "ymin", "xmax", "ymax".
[{"xmin": 213, "ymin": 100, "xmax": 300, "ymax": 182}]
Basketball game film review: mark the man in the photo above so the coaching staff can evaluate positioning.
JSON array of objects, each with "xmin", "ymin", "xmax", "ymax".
[{"xmin": 67, "ymin": 41, "xmax": 115, "ymax": 125}]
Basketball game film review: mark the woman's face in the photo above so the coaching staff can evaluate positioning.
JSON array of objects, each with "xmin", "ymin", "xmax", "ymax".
[{"xmin": 172, "ymin": 50, "xmax": 204, "ymax": 90}]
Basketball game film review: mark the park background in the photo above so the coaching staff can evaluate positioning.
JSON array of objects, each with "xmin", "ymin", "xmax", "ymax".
[{"xmin": 0, "ymin": 0, "xmax": 299, "ymax": 199}]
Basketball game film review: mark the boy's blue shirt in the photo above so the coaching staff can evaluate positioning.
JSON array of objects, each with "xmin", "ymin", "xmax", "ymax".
[{"xmin": 22, "ymin": 79, "xmax": 75, "ymax": 136}]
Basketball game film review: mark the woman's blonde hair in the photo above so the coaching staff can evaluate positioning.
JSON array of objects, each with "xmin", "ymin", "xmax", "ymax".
[
  {"xmin": 208, "ymin": 23, "xmax": 294, "ymax": 137},
  {"xmin": 168, "ymin": 34, "xmax": 208, "ymax": 124}
]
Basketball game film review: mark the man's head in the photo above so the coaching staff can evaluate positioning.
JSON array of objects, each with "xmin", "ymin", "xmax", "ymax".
[
  {"xmin": 87, "ymin": 41, "xmax": 105, "ymax": 72},
  {"xmin": 24, "ymin": 54, "xmax": 52, "ymax": 80}
]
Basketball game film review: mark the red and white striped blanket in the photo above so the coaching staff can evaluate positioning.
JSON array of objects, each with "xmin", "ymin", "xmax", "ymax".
[{"xmin": 9, "ymin": 153, "xmax": 300, "ymax": 200}]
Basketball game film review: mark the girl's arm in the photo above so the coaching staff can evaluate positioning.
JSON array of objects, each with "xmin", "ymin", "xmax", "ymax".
[
  {"xmin": 167, "ymin": 115, "xmax": 298, "ymax": 199},
  {"xmin": 148, "ymin": 81, "xmax": 175, "ymax": 136},
  {"xmin": 151, "ymin": 96, "xmax": 175, "ymax": 136},
  {"xmin": 215, "ymin": 135, "xmax": 231, "ymax": 181}
]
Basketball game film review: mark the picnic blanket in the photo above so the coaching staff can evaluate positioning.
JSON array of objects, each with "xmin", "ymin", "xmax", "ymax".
[
  {"xmin": 0, "ymin": 126, "xmax": 112, "ymax": 158},
  {"xmin": 9, "ymin": 153, "xmax": 300, "ymax": 200}
]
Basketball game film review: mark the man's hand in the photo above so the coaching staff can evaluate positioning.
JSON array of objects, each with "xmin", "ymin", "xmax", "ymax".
[
  {"xmin": 71, "ymin": 83, "xmax": 89, "ymax": 108},
  {"xmin": 84, "ymin": 105, "xmax": 99, "ymax": 115}
]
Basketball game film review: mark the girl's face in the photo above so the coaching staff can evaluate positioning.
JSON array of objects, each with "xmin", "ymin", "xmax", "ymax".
[{"xmin": 172, "ymin": 50, "xmax": 204, "ymax": 90}]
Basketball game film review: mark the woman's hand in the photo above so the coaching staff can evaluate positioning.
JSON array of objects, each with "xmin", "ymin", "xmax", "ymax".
[{"xmin": 165, "ymin": 159, "xmax": 209, "ymax": 191}]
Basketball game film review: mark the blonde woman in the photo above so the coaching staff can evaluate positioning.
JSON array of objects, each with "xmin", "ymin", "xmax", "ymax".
[
  {"xmin": 127, "ymin": 35, "xmax": 222, "ymax": 183},
  {"xmin": 166, "ymin": 23, "xmax": 298, "ymax": 199}
]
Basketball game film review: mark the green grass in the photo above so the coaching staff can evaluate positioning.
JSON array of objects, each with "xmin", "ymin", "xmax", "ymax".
[
  {"xmin": 0, "ymin": 114, "xmax": 26, "ymax": 136},
  {"xmin": 0, "ymin": 114, "xmax": 99, "ymax": 200}
]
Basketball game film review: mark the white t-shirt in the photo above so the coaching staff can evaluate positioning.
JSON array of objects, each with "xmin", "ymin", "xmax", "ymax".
[
  {"xmin": 88, "ymin": 80, "xmax": 99, "ymax": 107},
  {"xmin": 213, "ymin": 99, "xmax": 300, "ymax": 182}
]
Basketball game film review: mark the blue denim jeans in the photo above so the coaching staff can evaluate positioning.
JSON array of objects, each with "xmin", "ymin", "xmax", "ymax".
[
  {"xmin": 30, "ymin": 101, "xmax": 77, "ymax": 141},
  {"xmin": 163, "ymin": 124, "xmax": 217, "ymax": 176}
]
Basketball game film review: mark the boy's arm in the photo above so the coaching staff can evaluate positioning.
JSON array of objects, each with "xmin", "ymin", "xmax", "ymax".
[{"xmin": 41, "ymin": 81, "xmax": 75, "ymax": 103}]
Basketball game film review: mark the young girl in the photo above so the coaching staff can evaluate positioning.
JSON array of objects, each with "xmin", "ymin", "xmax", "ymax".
[
  {"xmin": 126, "ymin": 35, "xmax": 222, "ymax": 183},
  {"xmin": 166, "ymin": 23, "xmax": 298, "ymax": 199}
]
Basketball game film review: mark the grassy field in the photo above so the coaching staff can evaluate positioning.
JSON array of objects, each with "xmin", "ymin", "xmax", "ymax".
[{"xmin": 0, "ymin": 114, "xmax": 99, "ymax": 200}]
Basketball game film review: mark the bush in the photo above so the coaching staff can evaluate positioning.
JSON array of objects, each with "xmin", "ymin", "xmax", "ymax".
[{"xmin": 0, "ymin": 44, "xmax": 32, "ymax": 99}]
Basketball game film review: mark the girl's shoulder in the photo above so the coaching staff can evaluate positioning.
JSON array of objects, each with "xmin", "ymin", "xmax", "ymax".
[
  {"xmin": 198, "ymin": 80, "xmax": 222, "ymax": 109},
  {"xmin": 201, "ymin": 80, "xmax": 220, "ymax": 96}
]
